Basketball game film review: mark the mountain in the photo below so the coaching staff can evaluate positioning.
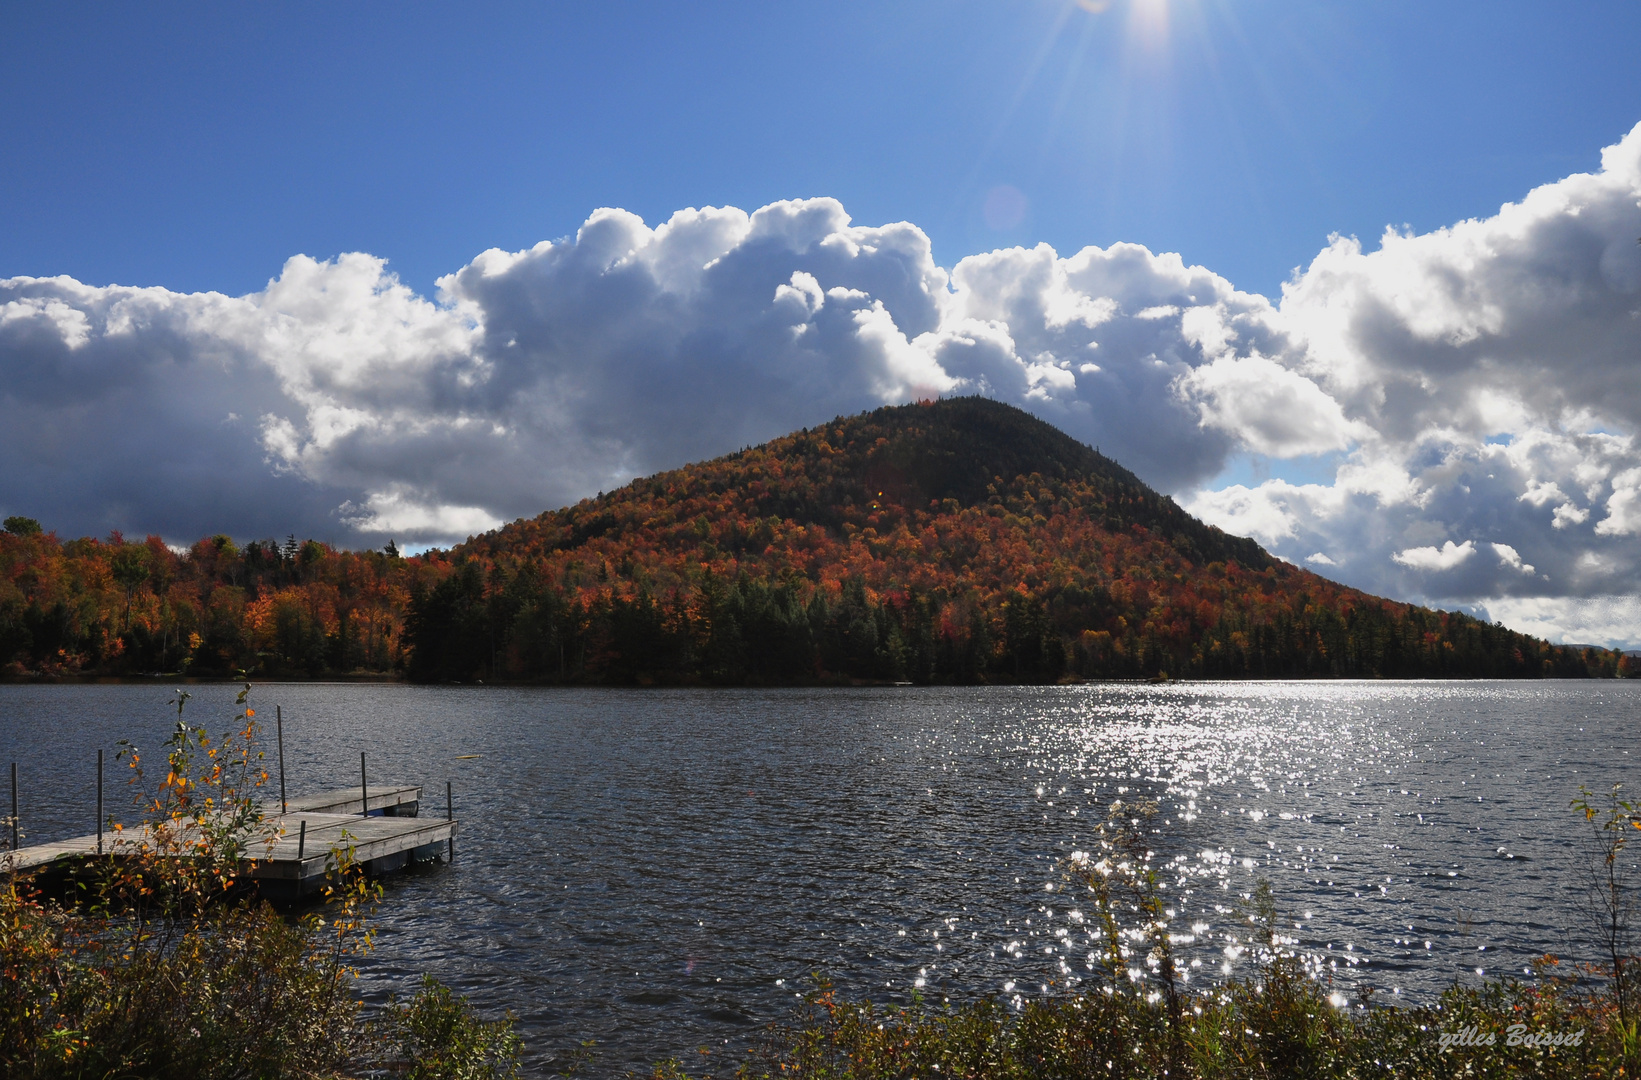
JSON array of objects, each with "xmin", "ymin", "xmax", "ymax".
[
  {"xmin": 406, "ymin": 398, "xmax": 1622, "ymax": 684},
  {"xmin": 0, "ymin": 398, "xmax": 1626, "ymax": 683}
]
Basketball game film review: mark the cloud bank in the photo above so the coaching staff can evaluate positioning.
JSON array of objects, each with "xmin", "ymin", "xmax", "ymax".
[{"xmin": 4, "ymin": 122, "xmax": 1641, "ymax": 645}]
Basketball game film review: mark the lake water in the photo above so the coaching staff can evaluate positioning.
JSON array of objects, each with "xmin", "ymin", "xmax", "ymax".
[{"xmin": 2, "ymin": 681, "xmax": 1638, "ymax": 1075}]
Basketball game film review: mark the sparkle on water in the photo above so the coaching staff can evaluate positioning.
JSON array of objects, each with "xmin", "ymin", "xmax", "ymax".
[{"xmin": 1, "ymin": 680, "xmax": 1636, "ymax": 1075}]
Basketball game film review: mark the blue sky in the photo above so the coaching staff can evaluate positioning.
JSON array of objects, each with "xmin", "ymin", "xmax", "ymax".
[
  {"xmin": 4, "ymin": 2, "xmax": 1641, "ymax": 646},
  {"xmin": 4, "ymin": 1, "xmax": 1639, "ymax": 299}
]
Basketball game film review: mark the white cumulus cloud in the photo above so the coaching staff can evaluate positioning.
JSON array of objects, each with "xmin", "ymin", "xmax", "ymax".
[
  {"xmin": 1393, "ymin": 540, "xmax": 1477, "ymax": 571},
  {"xmin": 1491, "ymin": 543, "xmax": 1536, "ymax": 576},
  {"xmin": 1185, "ymin": 120, "xmax": 1641, "ymax": 643},
  {"xmin": 1178, "ymin": 353, "xmax": 1356, "ymax": 457},
  {"xmin": 0, "ymin": 199, "xmax": 1301, "ymax": 543}
]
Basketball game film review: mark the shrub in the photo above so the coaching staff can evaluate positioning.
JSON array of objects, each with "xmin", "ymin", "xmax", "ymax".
[
  {"xmin": 375, "ymin": 974, "xmax": 523, "ymax": 1080},
  {"xmin": 0, "ymin": 685, "xmax": 520, "ymax": 1080}
]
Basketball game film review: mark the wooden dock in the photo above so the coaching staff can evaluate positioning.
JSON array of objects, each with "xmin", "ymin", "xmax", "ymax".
[{"xmin": 2, "ymin": 784, "xmax": 457, "ymax": 898}]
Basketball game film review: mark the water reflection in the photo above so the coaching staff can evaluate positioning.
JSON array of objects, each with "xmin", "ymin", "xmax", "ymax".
[{"xmin": 1, "ymin": 681, "xmax": 1636, "ymax": 1075}]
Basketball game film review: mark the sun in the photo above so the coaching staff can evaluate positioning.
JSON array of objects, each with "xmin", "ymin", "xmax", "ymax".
[
  {"xmin": 1073, "ymin": 0, "xmax": 1172, "ymax": 51},
  {"xmin": 1127, "ymin": 0, "xmax": 1171, "ymax": 51}
]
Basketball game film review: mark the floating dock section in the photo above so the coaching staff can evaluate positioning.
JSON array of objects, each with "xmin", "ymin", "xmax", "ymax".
[{"xmin": 4, "ymin": 784, "xmax": 457, "ymax": 899}]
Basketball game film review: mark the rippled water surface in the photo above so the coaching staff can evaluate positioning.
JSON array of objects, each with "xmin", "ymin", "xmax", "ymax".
[{"xmin": 3, "ymin": 681, "xmax": 1639, "ymax": 1074}]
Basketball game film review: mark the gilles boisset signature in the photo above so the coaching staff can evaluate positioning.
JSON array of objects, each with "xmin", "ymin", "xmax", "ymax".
[{"xmin": 1439, "ymin": 1024, "xmax": 1585, "ymax": 1049}]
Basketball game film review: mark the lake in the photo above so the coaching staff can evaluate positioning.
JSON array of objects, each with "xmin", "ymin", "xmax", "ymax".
[{"xmin": 2, "ymin": 681, "xmax": 1637, "ymax": 1075}]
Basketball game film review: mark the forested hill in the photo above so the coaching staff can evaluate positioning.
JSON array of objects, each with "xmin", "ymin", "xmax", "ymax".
[
  {"xmin": 464, "ymin": 396, "xmax": 1269, "ymax": 572},
  {"xmin": 0, "ymin": 398, "xmax": 1629, "ymax": 683},
  {"xmin": 414, "ymin": 398, "xmax": 1615, "ymax": 683}
]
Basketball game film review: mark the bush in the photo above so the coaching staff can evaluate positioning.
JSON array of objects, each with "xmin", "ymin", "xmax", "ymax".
[
  {"xmin": 0, "ymin": 685, "xmax": 521, "ymax": 1080},
  {"xmin": 375, "ymin": 974, "xmax": 523, "ymax": 1080}
]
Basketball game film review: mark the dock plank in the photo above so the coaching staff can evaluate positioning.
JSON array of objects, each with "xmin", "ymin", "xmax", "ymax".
[
  {"xmin": 3, "ymin": 784, "xmax": 455, "ymax": 893},
  {"xmin": 271, "ymin": 784, "xmax": 422, "ymax": 818}
]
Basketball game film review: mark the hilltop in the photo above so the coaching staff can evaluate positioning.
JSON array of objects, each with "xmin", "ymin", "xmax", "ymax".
[
  {"xmin": 410, "ymin": 398, "xmax": 1613, "ymax": 683},
  {"xmin": 0, "ymin": 398, "xmax": 1626, "ymax": 682}
]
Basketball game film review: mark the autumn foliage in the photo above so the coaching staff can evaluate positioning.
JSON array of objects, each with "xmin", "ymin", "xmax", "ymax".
[
  {"xmin": 0, "ymin": 523, "xmax": 426, "ymax": 678},
  {"xmin": 0, "ymin": 398, "xmax": 1629, "ymax": 683}
]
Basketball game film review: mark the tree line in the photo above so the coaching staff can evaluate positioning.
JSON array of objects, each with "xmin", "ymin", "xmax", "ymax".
[
  {"xmin": 403, "ymin": 559, "xmax": 1624, "ymax": 684},
  {"xmin": 1, "ymin": 514, "xmax": 1621, "ymax": 684}
]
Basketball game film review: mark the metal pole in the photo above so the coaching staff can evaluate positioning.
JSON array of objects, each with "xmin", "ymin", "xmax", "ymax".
[
  {"xmin": 96, "ymin": 749, "xmax": 103, "ymax": 855},
  {"xmin": 446, "ymin": 780, "xmax": 454, "ymax": 863},
  {"xmin": 276, "ymin": 705, "xmax": 287, "ymax": 815},
  {"xmin": 360, "ymin": 752, "xmax": 368, "ymax": 818},
  {"xmin": 297, "ymin": 819, "xmax": 306, "ymax": 860},
  {"xmin": 9, "ymin": 762, "xmax": 16, "ymax": 851}
]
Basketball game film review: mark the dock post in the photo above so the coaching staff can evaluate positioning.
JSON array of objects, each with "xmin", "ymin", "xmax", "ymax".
[
  {"xmin": 446, "ymin": 780, "xmax": 453, "ymax": 863},
  {"xmin": 9, "ymin": 762, "xmax": 16, "ymax": 851},
  {"xmin": 96, "ymin": 749, "xmax": 103, "ymax": 856},
  {"xmin": 297, "ymin": 819, "xmax": 306, "ymax": 860},
  {"xmin": 276, "ymin": 705, "xmax": 287, "ymax": 815},
  {"xmin": 360, "ymin": 752, "xmax": 368, "ymax": 818}
]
